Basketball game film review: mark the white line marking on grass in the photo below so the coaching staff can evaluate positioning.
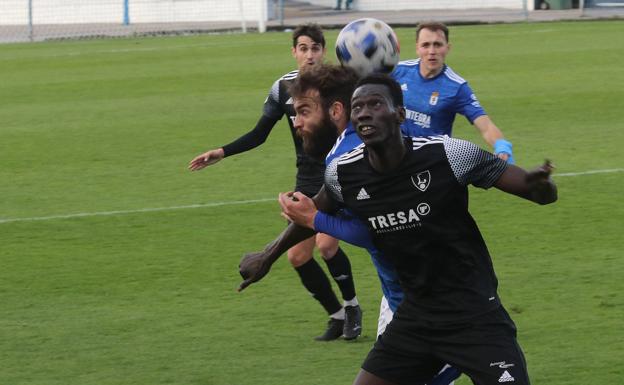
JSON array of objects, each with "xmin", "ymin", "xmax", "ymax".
[
  {"xmin": 0, "ymin": 198, "xmax": 275, "ymax": 224},
  {"xmin": 0, "ymin": 39, "xmax": 286, "ymax": 61},
  {"xmin": 554, "ymin": 168, "xmax": 624, "ymax": 177},
  {"xmin": 1, "ymin": 168, "xmax": 623, "ymax": 225}
]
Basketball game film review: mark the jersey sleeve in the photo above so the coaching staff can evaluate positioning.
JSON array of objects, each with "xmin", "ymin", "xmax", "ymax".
[
  {"xmin": 442, "ymin": 136, "xmax": 507, "ymax": 189},
  {"xmin": 314, "ymin": 210, "xmax": 375, "ymax": 250},
  {"xmin": 324, "ymin": 157, "xmax": 344, "ymax": 203},
  {"xmin": 261, "ymin": 78, "xmax": 285, "ymax": 120},
  {"xmin": 455, "ymin": 82, "xmax": 486, "ymax": 124}
]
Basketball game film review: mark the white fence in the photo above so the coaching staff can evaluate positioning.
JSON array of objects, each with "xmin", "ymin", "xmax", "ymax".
[
  {"xmin": 1, "ymin": 0, "xmax": 621, "ymax": 44},
  {"xmin": 0, "ymin": 0, "xmax": 270, "ymax": 43},
  {"xmin": 308, "ymin": 0, "xmax": 535, "ymax": 11},
  {"xmin": 0, "ymin": 0, "xmax": 268, "ymax": 25}
]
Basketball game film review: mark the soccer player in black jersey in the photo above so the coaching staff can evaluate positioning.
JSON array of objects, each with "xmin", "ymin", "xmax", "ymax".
[
  {"xmin": 240, "ymin": 74, "xmax": 557, "ymax": 385},
  {"xmin": 188, "ymin": 24, "xmax": 362, "ymax": 341}
]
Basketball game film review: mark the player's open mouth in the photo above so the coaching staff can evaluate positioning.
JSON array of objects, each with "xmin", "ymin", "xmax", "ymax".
[{"xmin": 358, "ymin": 125, "xmax": 376, "ymax": 136}]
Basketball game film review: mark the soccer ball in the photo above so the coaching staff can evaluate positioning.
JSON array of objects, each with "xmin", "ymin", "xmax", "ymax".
[{"xmin": 335, "ymin": 18, "xmax": 400, "ymax": 77}]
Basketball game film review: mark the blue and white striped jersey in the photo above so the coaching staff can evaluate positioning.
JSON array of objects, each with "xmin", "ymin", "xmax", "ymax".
[{"xmin": 391, "ymin": 59, "xmax": 486, "ymax": 136}]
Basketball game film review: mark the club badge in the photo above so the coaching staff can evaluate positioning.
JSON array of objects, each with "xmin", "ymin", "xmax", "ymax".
[
  {"xmin": 411, "ymin": 170, "xmax": 431, "ymax": 192},
  {"xmin": 429, "ymin": 92, "xmax": 439, "ymax": 106}
]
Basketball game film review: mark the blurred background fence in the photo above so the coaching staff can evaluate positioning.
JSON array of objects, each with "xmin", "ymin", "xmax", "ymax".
[{"xmin": 1, "ymin": 0, "xmax": 622, "ymax": 43}]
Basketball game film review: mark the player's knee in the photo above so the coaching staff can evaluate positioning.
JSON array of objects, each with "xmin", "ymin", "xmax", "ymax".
[
  {"xmin": 316, "ymin": 237, "xmax": 339, "ymax": 259},
  {"xmin": 287, "ymin": 249, "xmax": 313, "ymax": 267}
]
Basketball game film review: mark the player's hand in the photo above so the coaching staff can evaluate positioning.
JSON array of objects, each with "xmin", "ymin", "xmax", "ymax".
[
  {"xmin": 278, "ymin": 191, "xmax": 317, "ymax": 229},
  {"xmin": 238, "ymin": 250, "xmax": 272, "ymax": 292},
  {"xmin": 496, "ymin": 152, "xmax": 510, "ymax": 162},
  {"xmin": 526, "ymin": 160, "xmax": 557, "ymax": 204},
  {"xmin": 188, "ymin": 148, "xmax": 225, "ymax": 171},
  {"xmin": 493, "ymin": 138, "xmax": 514, "ymax": 164},
  {"xmin": 526, "ymin": 159, "xmax": 554, "ymax": 183}
]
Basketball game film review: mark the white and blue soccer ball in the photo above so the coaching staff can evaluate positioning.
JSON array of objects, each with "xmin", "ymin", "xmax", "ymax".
[{"xmin": 335, "ymin": 18, "xmax": 400, "ymax": 77}]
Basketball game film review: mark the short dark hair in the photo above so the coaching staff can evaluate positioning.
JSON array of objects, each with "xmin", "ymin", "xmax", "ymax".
[
  {"xmin": 416, "ymin": 21, "xmax": 449, "ymax": 42},
  {"xmin": 354, "ymin": 73, "xmax": 404, "ymax": 108},
  {"xmin": 292, "ymin": 23, "xmax": 326, "ymax": 48},
  {"xmin": 290, "ymin": 64, "xmax": 359, "ymax": 116}
]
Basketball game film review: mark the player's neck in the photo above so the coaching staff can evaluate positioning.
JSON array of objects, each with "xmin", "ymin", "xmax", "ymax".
[
  {"xmin": 367, "ymin": 136, "xmax": 406, "ymax": 173},
  {"xmin": 336, "ymin": 120, "xmax": 348, "ymax": 135},
  {"xmin": 420, "ymin": 66, "xmax": 443, "ymax": 79}
]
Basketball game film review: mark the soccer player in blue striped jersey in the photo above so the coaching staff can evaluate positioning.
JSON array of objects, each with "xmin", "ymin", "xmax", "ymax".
[
  {"xmin": 189, "ymin": 24, "xmax": 362, "ymax": 341},
  {"xmin": 392, "ymin": 21, "xmax": 514, "ymax": 163}
]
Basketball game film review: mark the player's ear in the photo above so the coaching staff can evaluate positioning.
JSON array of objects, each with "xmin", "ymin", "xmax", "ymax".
[
  {"xmin": 329, "ymin": 101, "xmax": 344, "ymax": 122},
  {"xmin": 291, "ymin": 46, "xmax": 297, "ymax": 58}
]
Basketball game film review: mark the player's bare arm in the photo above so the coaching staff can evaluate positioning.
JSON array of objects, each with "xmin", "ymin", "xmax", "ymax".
[
  {"xmin": 495, "ymin": 160, "xmax": 557, "ymax": 205},
  {"xmin": 473, "ymin": 115, "xmax": 510, "ymax": 162},
  {"xmin": 188, "ymin": 148, "xmax": 225, "ymax": 171},
  {"xmin": 238, "ymin": 186, "xmax": 338, "ymax": 291},
  {"xmin": 238, "ymin": 221, "xmax": 316, "ymax": 292}
]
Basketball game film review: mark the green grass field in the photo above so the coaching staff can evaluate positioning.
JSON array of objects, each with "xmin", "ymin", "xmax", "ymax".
[{"xmin": 1, "ymin": 20, "xmax": 623, "ymax": 385}]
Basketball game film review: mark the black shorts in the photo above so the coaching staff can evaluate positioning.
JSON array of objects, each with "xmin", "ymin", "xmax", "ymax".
[
  {"xmin": 295, "ymin": 159, "xmax": 325, "ymax": 197},
  {"xmin": 362, "ymin": 306, "xmax": 530, "ymax": 385}
]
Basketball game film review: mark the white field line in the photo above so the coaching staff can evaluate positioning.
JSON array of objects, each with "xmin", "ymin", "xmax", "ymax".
[
  {"xmin": 1, "ymin": 168, "xmax": 622, "ymax": 225},
  {"xmin": 0, "ymin": 198, "xmax": 275, "ymax": 224},
  {"xmin": 0, "ymin": 39, "xmax": 285, "ymax": 61},
  {"xmin": 553, "ymin": 168, "xmax": 624, "ymax": 177}
]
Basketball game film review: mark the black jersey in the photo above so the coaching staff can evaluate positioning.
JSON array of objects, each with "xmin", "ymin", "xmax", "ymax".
[
  {"xmin": 263, "ymin": 70, "xmax": 325, "ymax": 194},
  {"xmin": 325, "ymin": 135, "xmax": 508, "ymax": 324}
]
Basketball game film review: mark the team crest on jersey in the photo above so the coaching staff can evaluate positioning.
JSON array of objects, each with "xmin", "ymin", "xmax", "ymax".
[
  {"xmin": 429, "ymin": 92, "xmax": 439, "ymax": 106},
  {"xmin": 411, "ymin": 171, "xmax": 431, "ymax": 192}
]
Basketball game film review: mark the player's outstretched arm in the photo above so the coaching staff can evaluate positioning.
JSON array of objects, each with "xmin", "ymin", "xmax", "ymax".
[
  {"xmin": 238, "ymin": 222, "xmax": 316, "ymax": 292},
  {"xmin": 473, "ymin": 115, "xmax": 514, "ymax": 164},
  {"xmin": 238, "ymin": 186, "xmax": 338, "ymax": 292},
  {"xmin": 188, "ymin": 148, "xmax": 225, "ymax": 171},
  {"xmin": 494, "ymin": 160, "xmax": 557, "ymax": 205},
  {"xmin": 188, "ymin": 115, "xmax": 279, "ymax": 171}
]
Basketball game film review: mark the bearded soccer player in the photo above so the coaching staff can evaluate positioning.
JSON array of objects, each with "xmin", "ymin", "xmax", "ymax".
[
  {"xmin": 393, "ymin": 21, "xmax": 514, "ymax": 163},
  {"xmin": 188, "ymin": 24, "xmax": 362, "ymax": 341},
  {"xmin": 240, "ymin": 73, "xmax": 557, "ymax": 385}
]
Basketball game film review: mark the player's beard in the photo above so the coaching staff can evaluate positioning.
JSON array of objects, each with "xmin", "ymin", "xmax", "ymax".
[{"xmin": 299, "ymin": 114, "xmax": 339, "ymax": 161}]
